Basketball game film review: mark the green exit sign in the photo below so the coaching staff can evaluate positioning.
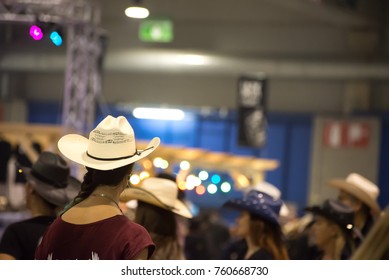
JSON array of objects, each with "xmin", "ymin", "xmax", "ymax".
[{"xmin": 139, "ymin": 19, "xmax": 173, "ymax": 43}]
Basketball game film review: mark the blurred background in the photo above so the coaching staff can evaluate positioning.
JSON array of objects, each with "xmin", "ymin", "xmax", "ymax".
[{"xmin": 0, "ymin": 0, "xmax": 388, "ymax": 226}]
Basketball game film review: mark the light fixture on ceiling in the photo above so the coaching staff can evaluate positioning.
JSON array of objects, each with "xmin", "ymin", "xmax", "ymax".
[
  {"xmin": 133, "ymin": 107, "xmax": 185, "ymax": 121},
  {"xmin": 49, "ymin": 25, "xmax": 64, "ymax": 47},
  {"xmin": 125, "ymin": 0, "xmax": 150, "ymax": 19},
  {"xmin": 29, "ymin": 25, "xmax": 44, "ymax": 41},
  {"xmin": 179, "ymin": 54, "xmax": 207, "ymax": 65},
  {"xmin": 50, "ymin": 31, "xmax": 63, "ymax": 46}
]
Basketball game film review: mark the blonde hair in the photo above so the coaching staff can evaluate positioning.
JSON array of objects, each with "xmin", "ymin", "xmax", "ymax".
[
  {"xmin": 149, "ymin": 233, "xmax": 185, "ymax": 260},
  {"xmin": 317, "ymin": 216, "xmax": 354, "ymax": 260},
  {"xmin": 333, "ymin": 230, "xmax": 346, "ymax": 260}
]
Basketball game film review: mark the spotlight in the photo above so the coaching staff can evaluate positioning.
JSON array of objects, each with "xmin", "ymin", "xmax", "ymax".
[
  {"xmin": 29, "ymin": 25, "xmax": 43, "ymax": 41},
  {"xmin": 125, "ymin": 7, "xmax": 149, "ymax": 18},
  {"xmin": 50, "ymin": 31, "xmax": 63, "ymax": 46},
  {"xmin": 125, "ymin": 0, "xmax": 149, "ymax": 19},
  {"xmin": 133, "ymin": 107, "xmax": 185, "ymax": 121}
]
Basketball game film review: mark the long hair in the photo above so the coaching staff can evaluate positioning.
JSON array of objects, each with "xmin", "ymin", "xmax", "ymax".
[
  {"xmin": 248, "ymin": 214, "xmax": 289, "ymax": 260},
  {"xmin": 62, "ymin": 163, "xmax": 134, "ymax": 213},
  {"xmin": 314, "ymin": 216, "xmax": 355, "ymax": 260},
  {"xmin": 135, "ymin": 201, "xmax": 184, "ymax": 260}
]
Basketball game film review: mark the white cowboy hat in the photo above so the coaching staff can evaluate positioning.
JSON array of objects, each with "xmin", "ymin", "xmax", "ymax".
[
  {"xmin": 120, "ymin": 177, "xmax": 193, "ymax": 219},
  {"xmin": 328, "ymin": 173, "xmax": 381, "ymax": 216},
  {"xmin": 58, "ymin": 115, "xmax": 160, "ymax": 171},
  {"xmin": 21, "ymin": 151, "xmax": 81, "ymax": 207}
]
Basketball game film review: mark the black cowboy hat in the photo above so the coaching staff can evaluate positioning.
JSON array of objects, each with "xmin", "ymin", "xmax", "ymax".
[
  {"xmin": 304, "ymin": 199, "xmax": 360, "ymax": 238},
  {"xmin": 20, "ymin": 151, "xmax": 81, "ymax": 207}
]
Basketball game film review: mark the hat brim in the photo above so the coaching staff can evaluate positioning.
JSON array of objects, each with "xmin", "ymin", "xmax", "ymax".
[
  {"xmin": 22, "ymin": 167, "xmax": 80, "ymax": 207},
  {"xmin": 58, "ymin": 134, "xmax": 160, "ymax": 171},
  {"xmin": 328, "ymin": 179, "xmax": 381, "ymax": 216},
  {"xmin": 120, "ymin": 187, "xmax": 192, "ymax": 218}
]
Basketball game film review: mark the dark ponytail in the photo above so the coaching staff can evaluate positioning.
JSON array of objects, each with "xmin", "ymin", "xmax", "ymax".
[{"xmin": 60, "ymin": 163, "xmax": 134, "ymax": 214}]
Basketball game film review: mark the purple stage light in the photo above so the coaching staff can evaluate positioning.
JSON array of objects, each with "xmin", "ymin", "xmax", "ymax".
[{"xmin": 29, "ymin": 25, "xmax": 43, "ymax": 40}]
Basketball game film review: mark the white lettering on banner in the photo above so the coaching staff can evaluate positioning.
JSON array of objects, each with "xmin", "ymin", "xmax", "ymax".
[
  {"xmin": 328, "ymin": 122, "xmax": 342, "ymax": 147},
  {"xmin": 323, "ymin": 121, "xmax": 370, "ymax": 148},
  {"xmin": 239, "ymin": 81, "xmax": 262, "ymax": 107}
]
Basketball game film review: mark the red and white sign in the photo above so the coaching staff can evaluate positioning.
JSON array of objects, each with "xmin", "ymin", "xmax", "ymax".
[{"xmin": 323, "ymin": 121, "xmax": 370, "ymax": 148}]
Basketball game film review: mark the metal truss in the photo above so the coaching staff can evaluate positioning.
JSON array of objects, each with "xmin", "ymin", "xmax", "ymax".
[
  {"xmin": 0, "ymin": 0, "xmax": 100, "ymax": 25},
  {"xmin": 0, "ymin": 0, "xmax": 104, "ymax": 133},
  {"xmin": 63, "ymin": 24, "xmax": 106, "ymax": 133}
]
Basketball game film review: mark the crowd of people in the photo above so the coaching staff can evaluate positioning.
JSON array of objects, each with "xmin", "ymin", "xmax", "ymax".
[{"xmin": 0, "ymin": 115, "xmax": 388, "ymax": 260}]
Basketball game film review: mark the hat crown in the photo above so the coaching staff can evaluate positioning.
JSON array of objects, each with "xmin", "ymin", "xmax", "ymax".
[
  {"xmin": 246, "ymin": 190, "xmax": 282, "ymax": 215},
  {"xmin": 346, "ymin": 173, "xmax": 379, "ymax": 200},
  {"xmin": 141, "ymin": 177, "xmax": 178, "ymax": 208},
  {"xmin": 324, "ymin": 199, "xmax": 354, "ymax": 226},
  {"xmin": 253, "ymin": 181, "xmax": 290, "ymax": 217},
  {"xmin": 31, "ymin": 151, "xmax": 70, "ymax": 188},
  {"xmin": 230, "ymin": 190, "xmax": 282, "ymax": 225},
  {"xmin": 254, "ymin": 181, "xmax": 281, "ymax": 199},
  {"xmin": 306, "ymin": 199, "xmax": 354, "ymax": 231},
  {"xmin": 88, "ymin": 115, "xmax": 136, "ymax": 160},
  {"xmin": 120, "ymin": 177, "xmax": 192, "ymax": 218}
]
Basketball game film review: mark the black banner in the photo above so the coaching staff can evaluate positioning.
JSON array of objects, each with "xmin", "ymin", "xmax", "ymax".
[{"xmin": 237, "ymin": 76, "xmax": 267, "ymax": 148}]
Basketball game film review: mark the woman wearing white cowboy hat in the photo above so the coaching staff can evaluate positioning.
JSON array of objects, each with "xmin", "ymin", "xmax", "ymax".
[
  {"xmin": 35, "ymin": 115, "xmax": 160, "ymax": 260},
  {"xmin": 120, "ymin": 174, "xmax": 193, "ymax": 260}
]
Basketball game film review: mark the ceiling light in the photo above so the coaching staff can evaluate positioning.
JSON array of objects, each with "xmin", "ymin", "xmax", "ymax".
[
  {"xmin": 179, "ymin": 54, "xmax": 207, "ymax": 65},
  {"xmin": 50, "ymin": 31, "xmax": 63, "ymax": 46},
  {"xmin": 29, "ymin": 25, "xmax": 43, "ymax": 41},
  {"xmin": 125, "ymin": 6, "xmax": 149, "ymax": 19},
  {"xmin": 133, "ymin": 107, "xmax": 185, "ymax": 120}
]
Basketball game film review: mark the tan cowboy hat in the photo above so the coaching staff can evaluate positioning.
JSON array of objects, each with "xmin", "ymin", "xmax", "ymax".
[
  {"xmin": 120, "ymin": 177, "xmax": 193, "ymax": 219},
  {"xmin": 58, "ymin": 115, "xmax": 160, "ymax": 171},
  {"xmin": 328, "ymin": 173, "xmax": 381, "ymax": 216}
]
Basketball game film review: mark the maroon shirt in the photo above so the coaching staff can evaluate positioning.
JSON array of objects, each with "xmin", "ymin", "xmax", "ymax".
[{"xmin": 35, "ymin": 215, "xmax": 155, "ymax": 260}]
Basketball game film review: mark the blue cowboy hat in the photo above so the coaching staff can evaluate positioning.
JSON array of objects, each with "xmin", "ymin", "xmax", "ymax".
[{"xmin": 223, "ymin": 189, "xmax": 282, "ymax": 226}]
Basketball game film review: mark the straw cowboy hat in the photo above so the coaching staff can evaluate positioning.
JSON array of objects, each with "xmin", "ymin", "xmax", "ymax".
[
  {"xmin": 58, "ymin": 115, "xmax": 160, "ymax": 171},
  {"xmin": 120, "ymin": 177, "xmax": 193, "ymax": 219},
  {"xmin": 21, "ymin": 151, "xmax": 81, "ymax": 207},
  {"xmin": 253, "ymin": 181, "xmax": 290, "ymax": 217},
  {"xmin": 223, "ymin": 190, "xmax": 283, "ymax": 227},
  {"xmin": 328, "ymin": 173, "xmax": 381, "ymax": 216}
]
